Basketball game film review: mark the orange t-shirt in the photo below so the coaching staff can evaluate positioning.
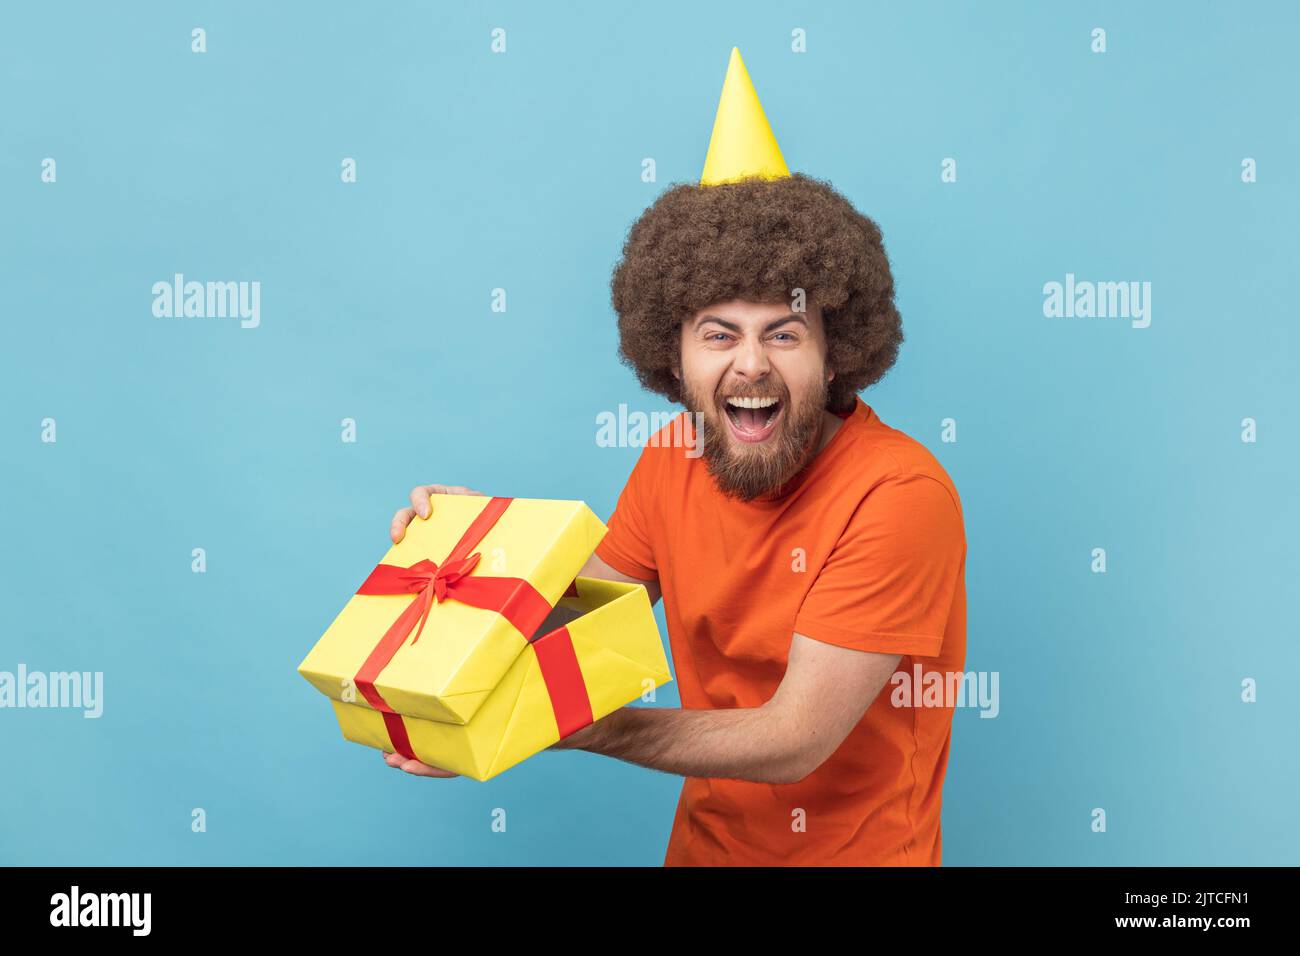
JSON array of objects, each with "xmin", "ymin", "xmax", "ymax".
[{"xmin": 594, "ymin": 396, "xmax": 967, "ymax": 866}]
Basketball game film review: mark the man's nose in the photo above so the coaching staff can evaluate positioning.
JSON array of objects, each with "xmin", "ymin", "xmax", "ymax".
[{"xmin": 730, "ymin": 336, "xmax": 772, "ymax": 380}]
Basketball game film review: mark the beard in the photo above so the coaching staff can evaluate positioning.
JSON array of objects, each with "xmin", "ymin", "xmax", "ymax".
[{"xmin": 681, "ymin": 374, "xmax": 829, "ymax": 502}]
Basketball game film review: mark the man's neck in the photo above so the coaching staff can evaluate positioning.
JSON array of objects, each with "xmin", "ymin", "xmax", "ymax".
[
  {"xmin": 789, "ymin": 410, "xmax": 844, "ymax": 478},
  {"xmin": 813, "ymin": 409, "xmax": 844, "ymax": 457}
]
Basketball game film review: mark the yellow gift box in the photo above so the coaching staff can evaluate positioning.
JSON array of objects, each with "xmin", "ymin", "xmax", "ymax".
[
  {"xmin": 330, "ymin": 576, "xmax": 671, "ymax": 780},
  {"xmin": 298, "ymin": 494, "xmax": 672, "ymax": 780}
]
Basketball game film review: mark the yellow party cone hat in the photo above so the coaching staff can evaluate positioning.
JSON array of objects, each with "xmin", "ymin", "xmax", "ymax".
[{"xmin": 700, "ymin": 47, "xmax": 790, "ymax": 185}]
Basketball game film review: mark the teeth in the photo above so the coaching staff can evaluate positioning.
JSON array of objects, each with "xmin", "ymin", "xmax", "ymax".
[{"xmin": 725, "ymin": 396, "xmax": 779, "ymax": 409}]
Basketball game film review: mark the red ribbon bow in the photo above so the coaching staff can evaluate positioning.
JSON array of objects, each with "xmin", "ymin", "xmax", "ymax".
[{"xmin": 360, "ymin": 550, "xmax": 485, "ymax": 649}]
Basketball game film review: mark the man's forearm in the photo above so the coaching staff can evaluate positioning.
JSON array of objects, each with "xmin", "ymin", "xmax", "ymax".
[{"xmin": 553, "ymin": 704, "xmax": 809, "ymax": 785}]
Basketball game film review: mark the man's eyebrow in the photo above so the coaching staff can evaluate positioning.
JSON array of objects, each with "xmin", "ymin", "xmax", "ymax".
[{"xmin": 695, "ymin": 313, "xmax": 809, "ymax": 333}]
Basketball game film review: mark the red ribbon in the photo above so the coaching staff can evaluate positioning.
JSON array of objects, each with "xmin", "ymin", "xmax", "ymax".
[
  {"xmin": 349, "ymin": 496, "xmax": 593, "ymax": 762},
  {"xmin": 532, "ymin": 624, "xmax": 594, "ymax": 738}
]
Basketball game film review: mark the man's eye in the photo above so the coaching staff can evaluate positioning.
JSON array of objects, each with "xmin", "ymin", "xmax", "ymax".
[{"xmin": 771, "ymin": 332, "xmax": 796, "ymax": 342}]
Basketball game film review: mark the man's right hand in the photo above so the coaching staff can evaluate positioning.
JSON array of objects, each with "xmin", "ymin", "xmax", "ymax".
[
  {"xmin": 382, "ymin": 749, "xmax": 461, "ymax": 778},
  {"xmin": 390, "ymin": 483, "xmax": 486, "ymax": 544}
]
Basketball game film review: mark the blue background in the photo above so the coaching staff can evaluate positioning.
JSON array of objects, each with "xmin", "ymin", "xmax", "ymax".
[{"xmin": 2, "ymin": 1, "xmax": 1296, "ymax": 865}]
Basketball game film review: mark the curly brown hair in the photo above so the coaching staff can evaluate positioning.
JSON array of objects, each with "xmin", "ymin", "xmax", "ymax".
[{"xmin": 609, "ymin": 172, "xmax": 902, "ymax": 414}]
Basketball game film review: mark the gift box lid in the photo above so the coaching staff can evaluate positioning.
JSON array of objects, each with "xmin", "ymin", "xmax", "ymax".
[{"xmin": 298, "ymin": 494, "xmax": 607, "ymax": 725}]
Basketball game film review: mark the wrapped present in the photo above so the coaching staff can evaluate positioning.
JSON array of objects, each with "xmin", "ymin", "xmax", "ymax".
[
  {"xmin": 330, "ymin": 575, "xmax": 671, "ymax": 780},
  {"xmin": 298, "ymin": 494, "xmax": 672, "ymax": 780}
]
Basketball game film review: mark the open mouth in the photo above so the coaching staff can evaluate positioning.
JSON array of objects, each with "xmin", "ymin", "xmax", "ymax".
[{"xmin": 722, "ymin": 395, "xmax": 783, "ymax": 443}]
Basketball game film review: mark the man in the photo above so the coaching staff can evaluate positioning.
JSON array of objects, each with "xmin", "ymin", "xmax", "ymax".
[{"xmin": 386, "ymin": 49, "xmax": 967, "ymax": 866}]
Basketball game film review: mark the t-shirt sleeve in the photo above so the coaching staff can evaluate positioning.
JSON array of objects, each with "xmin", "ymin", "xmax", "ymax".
[
  {"xmin": 593, "ymin": 443, "xmax": 660, "ymax": 581},
  {"xmin": 794, "ymin": 473, "xmax": 965, "ymax": 657}
]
